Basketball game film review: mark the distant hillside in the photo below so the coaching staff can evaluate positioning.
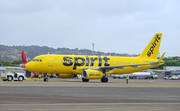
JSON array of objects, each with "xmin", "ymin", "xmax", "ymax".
[{"xmin": 0, "ymin": 44, "xmax": 138, "ymax": 61}]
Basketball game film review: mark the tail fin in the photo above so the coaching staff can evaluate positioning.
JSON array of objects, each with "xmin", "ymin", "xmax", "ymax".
[
  {"xmin": 138, "ymin": 33, "xmax": 162, "ymax": 59},
  {"xmin": 21, "ymin": 50, "xmax": 28, "ymax": 64},
  {"xmin": 0, "ymin": 61, "xmax": 3, "ymax": 67}
]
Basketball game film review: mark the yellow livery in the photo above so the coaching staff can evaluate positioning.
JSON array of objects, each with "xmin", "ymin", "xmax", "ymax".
[{"xmin": 25, "ymin": 33, "xmax": 165, "ymax": 82}]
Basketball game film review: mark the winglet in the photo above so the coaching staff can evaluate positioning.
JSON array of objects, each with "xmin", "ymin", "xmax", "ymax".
[
  {"xmin": 158, "ymin": 52, "xmax": 166, "ymax": 62},
  {"xmin": 150, "ymin": 52, "xmax": 165, "ymax": 66}
]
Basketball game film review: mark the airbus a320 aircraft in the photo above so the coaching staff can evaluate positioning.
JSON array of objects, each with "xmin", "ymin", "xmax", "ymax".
[{"xmin": 25, "ymin": 33, "xmax": 165, "ymax": 82}]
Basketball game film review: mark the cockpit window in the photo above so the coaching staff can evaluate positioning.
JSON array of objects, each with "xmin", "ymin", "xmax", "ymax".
[
  {"xmin": 32, "ymin": 59, "xmax": 36, "ymax": 61},
  {"xmin": 31, "ymin": 59, "xmax": 42, "ymax": 62}
]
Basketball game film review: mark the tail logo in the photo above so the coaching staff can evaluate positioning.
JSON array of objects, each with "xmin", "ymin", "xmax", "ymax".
[{"xmin": 147, "ymin": 35, "xmax": 161, "ymax": 57}]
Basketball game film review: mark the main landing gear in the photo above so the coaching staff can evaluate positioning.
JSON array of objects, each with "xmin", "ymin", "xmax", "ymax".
[
  {"xmin": 101, "ymin": 77, "xmax": 108, "ymax": 83},
  {"xmin": 101, "ymin": 72, "xmax": 108, "ymax": 83},
  {"xmin": 82, "ymin": 78, "xmax": 89, "ymax": 82}
]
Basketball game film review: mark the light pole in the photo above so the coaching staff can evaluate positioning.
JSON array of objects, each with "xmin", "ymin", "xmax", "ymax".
[{"xmin": 92, "ymin": 43, "xmax": 95, "ymax": 55}]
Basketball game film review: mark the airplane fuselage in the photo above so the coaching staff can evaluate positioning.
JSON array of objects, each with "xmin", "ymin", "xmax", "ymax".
[{"xmin": 25, "ymin": 55, "xmax": 164, "ymax": 74}]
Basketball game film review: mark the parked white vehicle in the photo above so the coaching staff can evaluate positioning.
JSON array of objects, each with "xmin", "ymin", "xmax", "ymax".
[
  {"xmin": 171, "ymin": 75, "xmax": 180, "ymax": 80},
  {"xmin": 1, "ymin": 71, "xmax": 26, "ymax": 82}
]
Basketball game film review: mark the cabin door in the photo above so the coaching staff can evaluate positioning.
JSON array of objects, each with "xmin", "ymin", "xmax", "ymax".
[{"xmin": 47, "ymin": 56, "xmax": 53, "ymax": 66}]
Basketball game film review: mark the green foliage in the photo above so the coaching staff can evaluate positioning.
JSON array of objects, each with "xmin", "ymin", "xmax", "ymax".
[
  {"xmin": 12, "ymin": 60, "xmax": 22, "ymax": 64},
  {"xmin": 0, "ymin": 60, "xmax": 22, "ymax": 66},
  {"xmin": 1, "ymin": 61, "xmax": 11, "ymax": 66},
  {"xmin": 155, "ymin": 57, "xmax": 180, "ymax": 69}
]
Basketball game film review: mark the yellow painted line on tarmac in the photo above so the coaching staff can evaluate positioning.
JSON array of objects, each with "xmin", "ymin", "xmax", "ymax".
[
  {"xmin": 55, "ymin": 81, "xmax": 79, "ymax": 83},
  {"xmin": 26, "ymin": 78, "xmax": 44, "ymax": 81}
]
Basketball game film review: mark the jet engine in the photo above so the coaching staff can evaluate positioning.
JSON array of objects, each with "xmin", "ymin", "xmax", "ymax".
[{"xmin": 82, "ymin": 70, "xmax": 103, "ymax": 79}]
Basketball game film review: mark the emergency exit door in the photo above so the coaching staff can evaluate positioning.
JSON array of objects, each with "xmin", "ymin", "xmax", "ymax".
[{"xmin": 47, "ymin": 56, "xmax": 53, "ymax": 66}]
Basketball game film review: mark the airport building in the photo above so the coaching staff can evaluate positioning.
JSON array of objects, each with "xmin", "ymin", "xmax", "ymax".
[{"xmin": 162, "ymin": 66, "xmax": 180, "ymax": 80}]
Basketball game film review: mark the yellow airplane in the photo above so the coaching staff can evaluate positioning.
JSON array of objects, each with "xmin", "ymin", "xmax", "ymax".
[{"xmin": 25, "ymin": 33, "xmax": 165, "ymax": 82}]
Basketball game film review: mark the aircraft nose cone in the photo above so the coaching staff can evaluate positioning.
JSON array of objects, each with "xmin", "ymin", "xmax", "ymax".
[{"xmin": 25, "ymin": 63, "xmax": 30, "ymax": 70}]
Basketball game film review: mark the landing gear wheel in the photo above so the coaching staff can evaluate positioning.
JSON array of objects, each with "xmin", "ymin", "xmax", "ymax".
[
  {"xmin": 3, "ymin": 79, "xmax": 7, "ymax": 81},
  {"xmin": 101, "ymin": 77, "xmax": 108, "ymax": 83},
  {"xmin": 82, "ymin": 78, "xmax": 89, "ymax": 82},
  {"xmin": 8, "ymin": 76, "xmax": 13, "ymax": 81},
  {"xmin": 44, "ymin": 78, "xmax": 48, "ymax": 82},
  {"xmin": 18, "ymin": 76, "xmax": 24, "ymax": 82}
]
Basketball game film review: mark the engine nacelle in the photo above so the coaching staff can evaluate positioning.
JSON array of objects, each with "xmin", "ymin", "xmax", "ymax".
[
  {"xmin": 82, "ymin": 70, "xmax": 103, "ymax": 79},
  {"xmin": 58, "ymin": 74, "xmax": 75, "ymax": 78}
]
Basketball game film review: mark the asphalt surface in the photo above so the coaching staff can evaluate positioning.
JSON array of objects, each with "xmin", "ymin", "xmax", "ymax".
[{"xmin": 0, "ymin": 78, "xmax": 180, "ymax": 111}]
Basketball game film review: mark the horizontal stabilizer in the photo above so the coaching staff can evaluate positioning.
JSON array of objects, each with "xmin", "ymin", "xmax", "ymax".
[{"xmin": 150, "ymin": 52, "xmax": 165, "ymax": 66}]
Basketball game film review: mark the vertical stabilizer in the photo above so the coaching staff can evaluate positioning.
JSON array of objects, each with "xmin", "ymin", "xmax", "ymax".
[
  {"xmin": 21, "ymin": 50, "xmax": 28, "ymax": 64},
  {"xmin": 138, "ymin": 33, "xmax": 162, "ymax": 59},
  {"xmin": 0, "ymin": 61, "xmax": 3, "ymax": 66}
]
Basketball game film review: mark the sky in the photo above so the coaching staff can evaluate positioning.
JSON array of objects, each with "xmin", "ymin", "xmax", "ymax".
[{"xmin": 0, "ymin": 0, "xmax": 180, "ymax": 57}]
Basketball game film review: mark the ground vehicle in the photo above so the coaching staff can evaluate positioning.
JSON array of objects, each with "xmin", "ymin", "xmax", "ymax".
[
  {"xmin": 129, "ymin": 71, "xmax": 158, "ymax": 79},
  {"xmin": 1, "ymin": 71, "xmax": 26, "ymax": 82},
  {"xmin": 171, "ymin": 75, "xmax": 180, "ymax": 80},
  {"xmin": 111, "ymin": 74, "xmax": 128, "ymax": 79},
  {"xmin": 164, "ymin": 76, "xmax": 171, "ymax": 80},
  {"xmin": 111, "ymin": 70, "xmax": 158, "ymax": 79}
]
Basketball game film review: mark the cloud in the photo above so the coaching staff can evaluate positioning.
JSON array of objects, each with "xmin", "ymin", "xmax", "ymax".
[{"xmin": 0, "ymin": 0, "xmax": 180, "ymax": 56}]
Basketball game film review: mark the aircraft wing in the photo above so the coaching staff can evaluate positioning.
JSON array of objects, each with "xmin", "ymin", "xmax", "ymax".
[
  {"xmin": 82, "ymin": 52, "xmax": 166, "ymax": 72},
  {"xmin": 5, "ymin": 67, "xmax": 27, "ymax": 70},
  {"xmin": 82, "ymin": 64, "xmax": 149, "ymax": 71}
]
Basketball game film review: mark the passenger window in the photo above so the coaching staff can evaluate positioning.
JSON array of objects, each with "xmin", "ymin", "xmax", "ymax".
[
  {"xmin": 36, "ymin": 59, "xmax": 39, "ymax": 62},
  {"xmin": 40, "ymin": 59, "xmax": 42, "ymax": 62}
]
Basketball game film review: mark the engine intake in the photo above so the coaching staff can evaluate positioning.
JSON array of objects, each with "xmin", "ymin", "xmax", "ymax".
[{"xmin": 82, "ymin": 70, "xmax": 103, "ymax": 79}]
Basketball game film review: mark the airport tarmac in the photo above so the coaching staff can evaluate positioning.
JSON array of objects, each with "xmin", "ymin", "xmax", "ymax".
[{"xmin": 0, "ymin": 78, "xmax": 180, "ymax": 111}]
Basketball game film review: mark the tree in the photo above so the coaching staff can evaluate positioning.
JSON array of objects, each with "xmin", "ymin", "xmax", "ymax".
[{"xmin": 12, "ymin": 60, "xmax": 22, "ymax": 65}]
